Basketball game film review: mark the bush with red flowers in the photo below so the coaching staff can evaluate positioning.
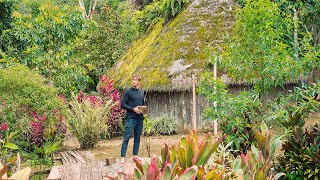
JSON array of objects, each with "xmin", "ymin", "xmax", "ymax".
[{"xmin": 98, "ymin": 75, "xmax": 126, "ymax": 137}]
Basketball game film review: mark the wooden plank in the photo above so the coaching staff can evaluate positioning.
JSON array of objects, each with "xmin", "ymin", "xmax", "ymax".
[
  {"xmin": 66, "ymin": 152, "xmax": 77, "ymax": 164},
  {"xmin": 68, "ymin": 150, "xmax": 86, "ymax": 163},
  {"xmin": 78, "ymin": 151, "xmax": 96, "ymax": 162},
  {"xmin": 61, "ymin": 163, "xmax": 81, "ymax": 180},
  {"xmin": 60, "ymin": 162, "xmax": 103, "ymax": 180},
  {"xmin": 60, "ymin": 152, "xmax": 68, "ymax": 165},
  {"xmin": 47, "ymin": 166, "xmax": 62, "ymax": 180},
  {"xmin": 81, "ymin": 162, "xmax": 103, "ymax": 180},
  {"xmin": 62, "ymin": 151, "xmax": 72, "ymax": 164}
]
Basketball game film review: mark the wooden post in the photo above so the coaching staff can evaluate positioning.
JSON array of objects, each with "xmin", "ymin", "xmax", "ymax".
[
  {"xmin": 192, "ymin": 74, "xmax": 197, "ymax": 132},
  {"xmin": 213, "ymin": 61, "xmax": 218, "ymax": 136}
]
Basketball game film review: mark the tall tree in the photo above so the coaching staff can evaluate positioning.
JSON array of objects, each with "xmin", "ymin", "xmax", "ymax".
[
  {"xmin": 3, "ymin": 2, "xmax": 85, "ymax": 79},
  {"xmin": 0, "ymin": 0, "xmax": 17, "ymax": 52},
  {"xmin": 276, "ymin": 0, "xmax": 320, "ymax": 47},
  {"xmin": 222, "ymin": 0, "xmax": 303, "ymax": 107}
]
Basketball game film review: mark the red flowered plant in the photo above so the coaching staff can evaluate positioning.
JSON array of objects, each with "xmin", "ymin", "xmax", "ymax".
[
  {"xmin": 29, "ymin": 110, "xmax": 66, "ymax": 147},
  {"xmin": 98, "ymin": 75, "xmax": 126, "ymax": 136},
  {"xmin": 0, "ymin": 122, "xmax": 8, "ymax": 132},
  {"xmin": 76, "ymin": 75, "xmax": 125, "ymax": 137},
  {"xmin": 30, "ymin": 111, "xmax": 45, "ymax": 147},
  {"xmin": 77, "ymin": 91, "xmax": 104, "ymax": 107}
]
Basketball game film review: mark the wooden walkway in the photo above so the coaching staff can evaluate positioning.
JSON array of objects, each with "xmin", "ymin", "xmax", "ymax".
[{"xmin": 47, "ymin": 150, "xmax": 136, "ymax": 180}]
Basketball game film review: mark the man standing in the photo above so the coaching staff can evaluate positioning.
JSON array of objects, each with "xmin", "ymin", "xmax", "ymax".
[{"xmin": 120, "ymin": 74, "xmax": 144, "ymax": 164}]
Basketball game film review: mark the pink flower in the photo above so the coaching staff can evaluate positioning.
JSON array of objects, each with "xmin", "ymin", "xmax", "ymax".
[
  {"xmin": 99, "ymin": 74, "xmax": 108, "ymax": 82},
  {"xmin": 77, "ymin": 91, "xmax": 84, "ymax": 102},
  {"xmin": 58, "ymin": 94, "xmax": 67, "ymax": 104},
  {"xmin": 31, "ymin": 111, "xmax": 46, "ymax": 122},
  {"xmin": 0, "ymin": 122, "xmax": 8, "ymax": 131}
]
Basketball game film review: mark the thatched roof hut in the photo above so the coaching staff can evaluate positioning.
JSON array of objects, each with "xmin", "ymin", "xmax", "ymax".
[
  {"xmin": 109, "ymin": 0, "xmax": 237, "ymax": 92},
  {"xmin": 108, "ymin": 0, "xmax": 239, "ymax": 128}
]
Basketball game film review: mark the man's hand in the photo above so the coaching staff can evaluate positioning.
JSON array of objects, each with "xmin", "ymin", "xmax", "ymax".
[{"xmin": 133, "ymin": 107, "xmax": 142, "ymax": 114}]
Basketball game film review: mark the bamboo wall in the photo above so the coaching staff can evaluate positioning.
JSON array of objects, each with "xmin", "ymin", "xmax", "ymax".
[{"xmin": 144, "ymin": 84, "xmax": 297, "ymax": 129}]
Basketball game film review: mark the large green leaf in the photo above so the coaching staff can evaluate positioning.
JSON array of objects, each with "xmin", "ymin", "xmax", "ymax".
[
  {"xmin": 9, "ymin": 167, "xmax": 31, "ymax": 180},
  {"xmin": 178, "ymin": 165, "xmax": 198, "ymax": 180},
  {"xmin": 3, "ymin": 142, "xmax": 18, "ymax": 150},
  {"xmin": 160, "ymin": 164, "xmax": 172, "ymax": 180}
]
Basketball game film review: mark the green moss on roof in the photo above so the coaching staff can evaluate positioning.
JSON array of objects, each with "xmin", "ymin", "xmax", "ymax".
[{"xmin": 109, "ymin": 0, "xmax": 237, "ymax": 91}]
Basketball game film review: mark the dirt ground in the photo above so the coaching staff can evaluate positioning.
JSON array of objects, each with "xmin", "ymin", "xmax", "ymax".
[
  {"xmin": 62, "ymin": 112, "xmax": 319, "ymax": 163},
  {"xmin": 63, "ymin": 132, "xmax": 212, "ymax": 161}
]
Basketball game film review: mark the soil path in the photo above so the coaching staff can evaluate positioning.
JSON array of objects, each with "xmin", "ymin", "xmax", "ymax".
[{"xmin": 63, "ymin": 132, "xmax": 212, "ymax": 161}]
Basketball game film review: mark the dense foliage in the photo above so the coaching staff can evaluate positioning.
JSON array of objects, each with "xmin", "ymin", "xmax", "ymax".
[
  {"xmin": 198, "ymin": 73, "xmax": 261, "ymax": 154},
  {"xmin": 222, "ymin": 0, "xmax": 318, "ymax": 103},
  {"xmin": 0, "ymin": 65, "xmax": 67, "ymax": 166},
  {"xmin": 277, "ymin": 124, "xmax": 320, "ymax": 179}
]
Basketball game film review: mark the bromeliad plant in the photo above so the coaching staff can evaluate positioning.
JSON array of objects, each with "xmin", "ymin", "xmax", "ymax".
[
  {"xmin": 233, "ymin": 122, "xmax": 284, "ymax": 180},
  {"xmin": 276, "ymin": 123, "xmax": 320, "ymax": 179},
  {"xmin": 133, "ymin": 131, "xmax": 225, "ymax": 179}
]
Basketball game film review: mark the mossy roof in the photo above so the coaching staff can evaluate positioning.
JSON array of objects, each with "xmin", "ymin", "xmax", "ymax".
[{"xmin": 108, "ymin": 0, "xmax": 237, "ymax": 92}]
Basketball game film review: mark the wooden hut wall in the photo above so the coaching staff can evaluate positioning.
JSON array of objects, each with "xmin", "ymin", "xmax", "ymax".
[
  {"xmin": 144, "ymin": 83, "xmax": 298, "ymax": 129},
  {"xmin": 145, "ymin": 91, "xmax": 207, "ymax": 128}
]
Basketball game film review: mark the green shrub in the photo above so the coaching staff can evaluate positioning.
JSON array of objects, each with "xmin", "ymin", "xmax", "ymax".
[
  {"xmin": 152, "ymin": 114, "xmax": 179, "ymax": 135},
  {"xmin": 0, "ymin": 65, "xmax": 65, "ymax": 120},
  {"xmin": 266, "ymin": 82, "xmax": 320, "ymax": 128},
  {"xmin": 198, "ymin": 75, "xmax": 261, "ymax": 155},
  {"xmin": 276, "ymin": 123, "xmax": 320, "ymax": 179},
  {"xmin": 68, "ymin": 97, "xmax": 113, "ymax": 149},
  {"xmin": 0, "ymin": 65, "xmax": 67, "ymax": 142},
  {"xmin": 0, "ymin": 64, "xmax": 67, "ymax": 166},
  {"xmin": 143, "ymin": 116, "xmax": 154, "ymax": 135}
]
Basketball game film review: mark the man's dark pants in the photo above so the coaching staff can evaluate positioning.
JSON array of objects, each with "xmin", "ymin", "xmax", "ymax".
[{"xmin": 120, "ymin": 118, "xmax": 144, "ymax": 157}]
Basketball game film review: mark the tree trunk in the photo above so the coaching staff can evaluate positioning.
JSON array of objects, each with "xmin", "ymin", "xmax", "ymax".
[{"xmin": 79, "ymin": 0, "xmax": 97, "ymax": 20}]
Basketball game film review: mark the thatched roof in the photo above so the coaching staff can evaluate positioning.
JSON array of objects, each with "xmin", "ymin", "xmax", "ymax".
[{"xmin": 108, "ymin": 0, "xmax": 237, "ymax": 91}]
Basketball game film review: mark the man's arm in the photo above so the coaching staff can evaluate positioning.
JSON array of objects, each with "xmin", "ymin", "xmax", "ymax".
[{"xmin": 121, "ymin": 90, "xmax": 134, "ymax": 111}]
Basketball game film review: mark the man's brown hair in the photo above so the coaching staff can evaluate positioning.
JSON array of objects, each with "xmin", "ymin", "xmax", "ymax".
[{"xmin": 132, "ymin": 74, "xmax": 141, "ymax": 81}]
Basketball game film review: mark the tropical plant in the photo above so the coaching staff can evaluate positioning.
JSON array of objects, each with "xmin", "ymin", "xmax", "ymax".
[
  {"xmin": 207, "ymin": 141, "xmax": 235, "ymax": 176},
  {"xmin": 0, "ymin": 0, "xmax": 17, "ymax": 52},
  {"xmin": 68, "ymin": 94, "xmax": 113, "ymax": 149},
  {"xmin": 0, "ymin": 65, "xmax": 67, "ymax": 153},
  {"xmin": 72, "ymin": 4, "xmax": 137, "ymax": 90},
  {"xmin": 0, "ymin": 157, "xmax": 31, "ymax": 180},
  {"xmin": 265, "ymin": 82, "xmax": 320, "ymax": 128},
  {"xmin": 0, "ymin": 124, "xmax": 19, "ymax": 164},
  {"xmin": 0, "ymin": 65, "xmax": 65, "ymax": 121},
  {"xmin": 152, "ymin": 115, "xmax": 179, "ymax": 135},
  {"xmin": 233, "ymin": 122, "xmax": 284, "ymax": 179},
  {"xmin": 98, "ymin": 75, "xmax": 126, "ymax": 137},
  {"xmin": 198, "ymin": 75, "xmax": 261, "ymax": 155},
  {"xmin": 133, "ymin": 1, "xmax": 162, "ymax": 33},
  {"xmin": 4, "ymin": 2, "xmax": 84, "ymax": 79},
  {"xmin": 221, "ymin": 0, "xmax": 308, "ymax": 108},
  {"xmin": 133, "ymin": 131, "xmax": 224, "ymax": 179},
  {"xmin": 142, "ymin": 116, "xmax": 154, "ymax": 157},
  {"xmin": 276, "ymin": 123, "xmax": 320, "ymax": 179}
]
